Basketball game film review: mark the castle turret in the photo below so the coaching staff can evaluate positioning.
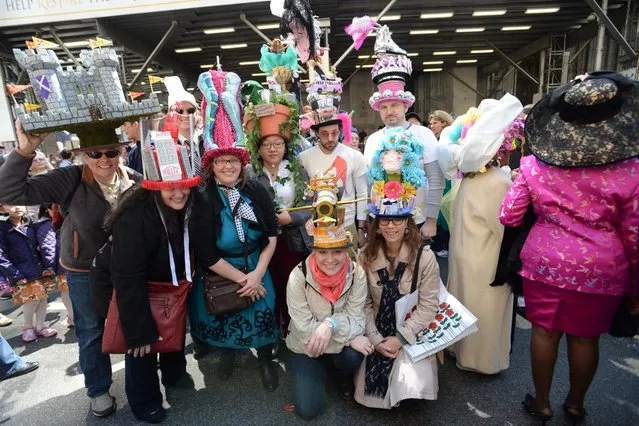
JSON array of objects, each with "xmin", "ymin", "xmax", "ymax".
[
  {"xmin": 81, "ymin": 49, "xmax": 126, "ymax": 107},
  {"xmin": 13, "ymin": 48, "xmax": 69, "ymax": 112}
]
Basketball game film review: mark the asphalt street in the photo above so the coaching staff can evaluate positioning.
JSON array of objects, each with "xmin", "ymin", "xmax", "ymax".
[{"xmin": 1, "ymin": 258, "xmax": 638, "ymax": 425}]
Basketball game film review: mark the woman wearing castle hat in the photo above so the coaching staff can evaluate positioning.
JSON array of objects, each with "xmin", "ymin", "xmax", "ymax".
[
  {"xmin": 285, "ymin": 177, "xmax": 369, "ymax": 420},
  {"xmin": 355, "ymin": 128, "xmax": 440, "ymax": 408},
  {"xmin": 0, "ymin": 120, "xmax": 139, "ymax": 417},
  {"xmin": 188, "ymin": 74, "xmax": 281, "ymax": 389},
  {"xmin": 91, "ymin": 128, "xmax": 200, "ymax": 423},
  {"xmin": 499, "ymin": 72, "xmax": 639, "ymax": 423}
]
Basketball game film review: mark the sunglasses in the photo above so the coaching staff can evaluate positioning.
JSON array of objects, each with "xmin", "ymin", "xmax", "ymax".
[
  {"xmin": 86, "ymin": 150, "xmax": 120, "ymax": 159},
  {"xmin": 176, "ymin": 107, "xmax": 196, "ymax": 115},
  {"xmin": 379, "ymin": 218, "xmax": 407, "ymax": 226}
]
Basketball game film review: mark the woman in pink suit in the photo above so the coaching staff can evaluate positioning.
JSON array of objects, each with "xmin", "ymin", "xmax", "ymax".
[{"xmin": 500, "ymin": 72, "xmax": 639, "ymax": 424}]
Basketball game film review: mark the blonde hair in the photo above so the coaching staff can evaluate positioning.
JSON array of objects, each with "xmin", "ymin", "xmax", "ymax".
[
  {"xmin": 30, "ymin": 151, "xmax": 54, "ymax": 175},
  {"xmin": 428, "ymin": 110, "xmax": 454, "ymax": 127}
]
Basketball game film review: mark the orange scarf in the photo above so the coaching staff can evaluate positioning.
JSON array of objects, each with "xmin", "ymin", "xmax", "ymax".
[{"xmin": 308, "ymin": 254, "xmax": 351, "ymax": 304}]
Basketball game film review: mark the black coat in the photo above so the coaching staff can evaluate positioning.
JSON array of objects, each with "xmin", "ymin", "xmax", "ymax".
[
  {"xmin": 192, "ymin": 179, "xmax": 277, "ymax": 269},
  {"xmin": 90, "ymin": 191, "xmax": 190, "ymax": 348}
]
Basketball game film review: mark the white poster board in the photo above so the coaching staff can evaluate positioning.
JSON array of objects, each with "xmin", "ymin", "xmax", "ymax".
[{"xmin": 0, "ymin": 0, "xmax": 265, "ymax": 28}]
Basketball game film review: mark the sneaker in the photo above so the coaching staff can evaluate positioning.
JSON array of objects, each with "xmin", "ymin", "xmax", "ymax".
[
  {"xmin": 90, "ymin": 393, "xmax": 116, "ymax": 417},
  {"xmin": 22, "ymin": 327, "xmax": 37, "ymax": 343},
  {"xmin": 35, "ymin": 327, "xmax": 58, "ymax": 338},
  {"xmin": 435, "ymin": 250, "xmax": 449, "ymax": 258},
  {"xmin": 0, "ymin": 313, "xmax": 12, "ymax": 327}
]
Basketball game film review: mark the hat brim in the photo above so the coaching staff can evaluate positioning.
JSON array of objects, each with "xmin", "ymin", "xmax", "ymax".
[
  {"xmin": 142, "ymin": 176, "xmax": 201, "ymax": 191},
  {"xmin": 72, "ymin": 143, "xmax": 126, "ymax": 153},
  {"xmin": 201, "ymin": 147, "xmax": 250, "ymax": 169},
  {"xmin": 526, "ymin": 78, "xmax": 639, "ymax": 167},
  {"xmin": 370, "ymin": 92, "xmax": 415, "ymax": 111},
  {"xmin": 308, "ymin": 241, "xmax": 353, "ymax": 250},
  {"xmin": 310, "ymin": 119, "xmax": 342, "ymax": 131}
]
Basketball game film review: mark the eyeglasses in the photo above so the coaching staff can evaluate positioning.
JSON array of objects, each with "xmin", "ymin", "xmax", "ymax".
[
  {"xmin": 379, "ymin": 218, "xmax": 407, "ymax": 226},
  {"xmin": 213, "ymin": 158, "xmax": 241, "ymax": 167},
  {"xmin": 86, "ymin": 150, "xmax": 120, "ymax": 159},
  {"xmin": 176, "ymin": 107, "xmax": 196, "ymax": 115},
  {"xmin": 260, "ymin": 141, "xmax": 285, "ymax": 150}
]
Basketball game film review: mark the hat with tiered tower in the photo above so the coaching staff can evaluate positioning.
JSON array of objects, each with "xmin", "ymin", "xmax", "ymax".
[{"xmin": 12, "ymin": 47, "xmax": 160, "ymax": 150}]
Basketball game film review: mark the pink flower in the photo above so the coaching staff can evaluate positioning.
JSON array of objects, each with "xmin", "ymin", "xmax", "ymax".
[{"xmin": 384, "ymin": 181, "xmax": 403, "ymax": 199}]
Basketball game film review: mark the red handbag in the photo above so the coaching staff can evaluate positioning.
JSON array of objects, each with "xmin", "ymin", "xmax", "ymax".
[{"xmin": 102, "ymin": 280, "xmax": 191, "ymax": 354}]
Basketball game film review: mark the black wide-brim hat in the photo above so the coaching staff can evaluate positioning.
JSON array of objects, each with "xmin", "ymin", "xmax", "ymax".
[{"xmin": 526, "ymin": 71, "xmax": 639, "ymax": 167}]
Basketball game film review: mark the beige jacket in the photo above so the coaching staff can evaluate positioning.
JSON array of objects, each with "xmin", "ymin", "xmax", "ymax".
[
  {"xmin": 285, "ymin": 258, "xmax": 368, "ymax": 356},
  {"xmin": 359, "ymin": 243, "xmax": 440, "ymax": 346}
]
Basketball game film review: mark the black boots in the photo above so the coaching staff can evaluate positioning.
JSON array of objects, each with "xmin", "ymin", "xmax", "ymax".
[
  {"xmin": 216, "ymin": 349, "xmax": 235, "ymax": 381},
  {"xmin": 257, "ymin": 345, "xmax": 279, "ymax": 392}
]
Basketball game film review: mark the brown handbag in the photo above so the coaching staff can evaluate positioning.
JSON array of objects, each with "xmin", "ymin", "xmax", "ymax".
[
  {"xmin": 102, "ymin": 279, "xmax": 191, "ymax": 354},
  {"xmin": 203, "ymin": 273, "xmax": 252, "ymax": 316},
  {"xmin": 203, "ymin": 242, "xmax": 253, "ymax": 316}
]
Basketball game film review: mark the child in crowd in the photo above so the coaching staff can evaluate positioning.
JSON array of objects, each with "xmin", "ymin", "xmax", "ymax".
[
  {"xmin": 0, "ymin": 204, "xmax": 58, "ymax": 342},
  {"xmin": 39, "ymin": 204, "xmax": 73, "ymax": 327}
]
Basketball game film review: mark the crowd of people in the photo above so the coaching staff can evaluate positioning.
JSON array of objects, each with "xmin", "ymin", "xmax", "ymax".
[{"xmin": 1, "ymin": 14, "xmax": 638, "ymax": 426}]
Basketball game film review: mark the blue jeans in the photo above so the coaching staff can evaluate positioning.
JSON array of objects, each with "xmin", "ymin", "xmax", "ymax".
[
  {"xmin": 67, "ymin": 271, "xmax": 112, "ymax": 397},
  {"xmin": 0, "ymin": 334, "xmax": 25, "ymax": 380},
  {"xmin": 287, "ymin": 347, "xmax": 363, "ymax": 420}
]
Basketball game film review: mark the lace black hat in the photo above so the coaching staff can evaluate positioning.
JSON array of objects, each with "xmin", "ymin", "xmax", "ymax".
[{"xmin": 526, "ymin": 71, "xmax": 639, "ymax": 167}]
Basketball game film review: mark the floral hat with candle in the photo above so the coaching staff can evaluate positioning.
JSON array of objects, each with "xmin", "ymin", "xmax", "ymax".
[{"xmin": 368, "ymin": 128, "xmax": 425, "ymax": 217}]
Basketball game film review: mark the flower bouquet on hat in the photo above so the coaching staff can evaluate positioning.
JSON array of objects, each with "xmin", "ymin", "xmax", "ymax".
[{"xmin": 368, "ymin": 128, "xmax": 425, "ymax": 217}]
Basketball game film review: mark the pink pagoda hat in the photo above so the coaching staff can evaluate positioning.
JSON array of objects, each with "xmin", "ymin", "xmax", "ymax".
[{"xmin": 369, "ymin": 25, "xmax": 415, "ymax": 111}]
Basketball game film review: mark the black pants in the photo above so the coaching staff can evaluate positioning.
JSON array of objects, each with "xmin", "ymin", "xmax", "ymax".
[{"xmin": 125, "ymin": 351, "xmax": 186, "ymax": 419}]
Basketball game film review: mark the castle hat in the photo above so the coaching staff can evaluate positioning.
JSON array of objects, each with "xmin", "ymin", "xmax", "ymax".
[
  {"xmin": 140, "ymin": 122, "xmax": 201, "ymax": 190},
  {"xmin": 526, "ymin": 71, "xmax": 639, "ymax": 167},
  {"xmin": 13, "ymin": 47, "xmax": 160, "ymax": 151},
  {"xmin": 368, "ymin": 127, "xmax": 425, "ymax": 217}
]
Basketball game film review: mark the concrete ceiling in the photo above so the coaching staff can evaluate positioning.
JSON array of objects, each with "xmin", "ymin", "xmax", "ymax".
[{"xmin": 0, "ymin": 0, "xmax": 629, "ymax": 97}]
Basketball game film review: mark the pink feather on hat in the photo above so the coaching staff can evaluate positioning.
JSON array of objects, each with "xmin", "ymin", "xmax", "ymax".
[
  {"xmin": 345, "ymin": 16, "xmax": 377, "ymax": 50},
  {"xmin": 338, "ymin": 112, "xmax": 352, "ymax": 145}
]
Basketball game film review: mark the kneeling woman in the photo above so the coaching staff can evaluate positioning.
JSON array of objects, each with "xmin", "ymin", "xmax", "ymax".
[
  {"xmin": 286, "ymin": 198, "xmax": 371, "ymax": 421},
  {"xmin": 96, "ymin": 136, "xmax": 200, "ymax": 423},
  {"xmin": 189, "ymin": 144, "xmax": 280, "ymax": 391},
  {"xmin": 355, "ymin": 128, "xmax": 440, "ymax": 408}
]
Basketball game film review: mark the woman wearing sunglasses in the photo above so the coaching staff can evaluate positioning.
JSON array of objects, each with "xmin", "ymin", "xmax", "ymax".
[{"xmin": 0, "ymin": 119, "xmax": 138, "ymax": 418}]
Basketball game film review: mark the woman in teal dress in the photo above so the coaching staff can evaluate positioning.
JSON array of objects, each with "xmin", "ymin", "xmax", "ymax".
[{"xmin": 190, "ymin": 146, "xmax": 280, "ymax": 391}]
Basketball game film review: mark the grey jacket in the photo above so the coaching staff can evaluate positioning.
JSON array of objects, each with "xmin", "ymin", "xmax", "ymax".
[{"xmin": 0, "ymin": 150, "xmax": 139, "ymax": 271}]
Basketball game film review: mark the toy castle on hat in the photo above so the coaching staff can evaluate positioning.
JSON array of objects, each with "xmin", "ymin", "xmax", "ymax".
[{"xmin": 13, "ymin": 47, "xmax": 160, "ymax": 148}]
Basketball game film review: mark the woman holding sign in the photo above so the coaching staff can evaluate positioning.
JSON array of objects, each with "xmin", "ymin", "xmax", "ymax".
[{"xmin": 355, "ymin": 129, "xmax": 441, "ymax": 409}]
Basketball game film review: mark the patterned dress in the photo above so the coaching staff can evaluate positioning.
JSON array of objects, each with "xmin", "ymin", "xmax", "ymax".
[{"xmin": 189, "ymin": 189, "xmax": 279, "ymax": 349}]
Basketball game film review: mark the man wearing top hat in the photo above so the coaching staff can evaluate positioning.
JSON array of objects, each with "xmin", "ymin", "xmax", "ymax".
[
  {"xmin": 298, "ymin": 81, "xmax": 369, "ymax": 249},
  {"xmin": 363, "ymin": 26, "xmax": 444, "ymax": 240}
]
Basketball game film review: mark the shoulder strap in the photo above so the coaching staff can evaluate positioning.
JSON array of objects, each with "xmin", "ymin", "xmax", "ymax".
[
  {"xmin": 301, "ymin": 258, "xmax": 308, "ymax": 288},
  {"xmin": 411, "ymin": 243, "xmax": 428, "ymax": 293}
]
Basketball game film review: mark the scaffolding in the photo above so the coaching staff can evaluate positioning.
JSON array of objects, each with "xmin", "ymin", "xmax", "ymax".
[{"xmin": 546, "ymin": 34, "xmax": 569, "ymax": 92}]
